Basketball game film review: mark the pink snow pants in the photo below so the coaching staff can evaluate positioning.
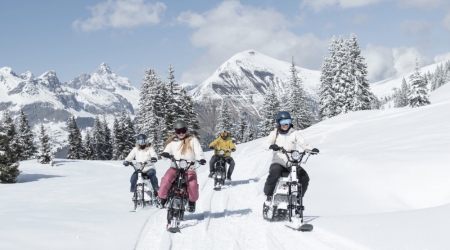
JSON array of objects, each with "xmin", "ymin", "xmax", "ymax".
[{"xmin": 159, "ymin": 168, "xmax": 199, "ymax": 202}]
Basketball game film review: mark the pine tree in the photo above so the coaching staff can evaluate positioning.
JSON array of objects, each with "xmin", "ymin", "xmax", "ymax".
[
  {"xmin": 2, "ymin": 111, "xmax": 19, "ymax": 163},
  {"xmin": 120, "ymin": 111, "xmax": 136, "ymax": 160},
  {"xmin": 37, "ymin": 124, "xmax": 52, "ymax": 164},
  {"xmin": 319, "ymin": 37, "xmax": 339, "ymax": 120},
  {"xmin": 215, "ymin": 99, "xmax": 233, "ymax": 134},
  {"xmin": 408, "ymin": 57, "xmax": 430, "ymax": 108},
  {"xmin": 286, "ymin": 57, "xmax": 313, "ymax": 129},
  {"xmin": 67, "ymin": 116, "xmax": 83, "ymax": 159},
  {"xmin": 112, "ymin": 117, "xmax": 122, "ymax": 160},
  {"xmin": 84, "ymin": 129, "xmax": 95, "ymax": 160},
  {"xmin": 17, "ymin": 109, "xmax": 36, "ymax": 160},
  {"xmin": 258, "ymin": 88, "xmax": 280, "ymax": 137},
  {"xmin": 347, "ymin": 34, "xmax": 372, "ymax": 111},
  {"xmin": 103, "ymin": 117, "xmax": 113, "ymax": 160},
  {"xmin": 244, "ymin": 123, "xmax": 255, "ymax": 142},
  {"xmin": 236, "ymin": 108, "xmax": 247, "ymax": 144},
  {"xmin": 91, "ymin": 116, "xmax": 106, "ymax": 160},
  {"xmin": 179, "ymin": 88, "xmax": 201, "ymax": 139},
  {"xmin": 0, "ymin": 119, "xmax": 21, "ymax": 183}
]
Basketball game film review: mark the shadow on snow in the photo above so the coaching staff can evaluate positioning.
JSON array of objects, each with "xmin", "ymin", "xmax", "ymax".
[
  {"xmin": 227, "ymin": 178, "xmax": 260, "ymax": 187},
  {"xmin": 17, "ymin": 173, "xmax": 64, "ymax": 183},
  {"xmin": 184, "ymin": 208, "xmax": 252, "ymax": 221}
]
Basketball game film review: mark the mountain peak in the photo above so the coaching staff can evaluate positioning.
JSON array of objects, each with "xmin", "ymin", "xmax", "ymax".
[{"xmin": 95, "ymin": 63, "xmax": 113, "ymax": 75}]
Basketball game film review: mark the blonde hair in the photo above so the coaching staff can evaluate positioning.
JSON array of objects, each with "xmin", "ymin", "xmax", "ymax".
[{"xmin": 164, "ymin": 133, "xmax": 195, "ymax": 155}]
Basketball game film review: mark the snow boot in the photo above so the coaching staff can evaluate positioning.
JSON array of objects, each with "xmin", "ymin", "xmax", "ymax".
[
  {"xmin": 188, "ymin": 201, "xmax": 196, "ymax": 213},
  {"xmin": 208, "ymin": 172, "xmax": 214, "ymax": 178}
]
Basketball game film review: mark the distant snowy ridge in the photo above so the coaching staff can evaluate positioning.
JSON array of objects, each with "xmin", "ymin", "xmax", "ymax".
[{"xmin": 0, "ymin": 63, "xmax": 139, "ymax": 154}]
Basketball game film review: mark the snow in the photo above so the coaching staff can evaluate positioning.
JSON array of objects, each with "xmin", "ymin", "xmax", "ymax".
[{"xmin": 2, "ymin": 80, "xmax": 450, "ymax": 249}]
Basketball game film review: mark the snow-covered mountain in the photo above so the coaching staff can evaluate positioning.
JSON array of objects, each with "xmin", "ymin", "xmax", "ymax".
[
  {"xmin": 0, "ymin": 64, "xmax": 139, "ymax": 153},
  {"xmin": 2, "ymin": 78, "xmax": 449, "ymax": 250},
  {"xmin": 190, "ymin": 50, "xmax": 321, "ymax": 136}
]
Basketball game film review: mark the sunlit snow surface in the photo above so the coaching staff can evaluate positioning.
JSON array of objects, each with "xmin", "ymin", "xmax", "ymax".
[{"xmin": 2, "ymin": 84, "xmax": 450, "ymax": 250}]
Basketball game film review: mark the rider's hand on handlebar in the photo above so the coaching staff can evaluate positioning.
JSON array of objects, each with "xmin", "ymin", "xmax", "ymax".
[
  {"xmin": 209, "ymin": 146, "xmax": 215, "ymax": 149},
  {"xmin": 269, "ymin": 144, "xmax": 280, "ymax": 151},
  {"xmin": 199, "ymin": 159, "xmax": 206, "ymax": 165},
  {"xmin": 160, "ymin": 152, "xmax": 171, "ymax": 159},
  {"xmin": 311, "ymin": 148, "xmax": 319, "ymax": 154},
  {"xmin": 123, "ymin": 161, "xmax": 130, "ymax": 166},
  {"xmin": 231, "ymin": 149, "xmax": 235, "ymax": 152},
  {"xmin": 150, "ymin": 157, "xmax": 157, "ymax": 163}
]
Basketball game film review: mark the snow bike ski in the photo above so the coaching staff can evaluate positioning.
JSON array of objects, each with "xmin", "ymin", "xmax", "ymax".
[
  {"xmin": 212, "ymin": 148, "xmax": 231, "ymax": 191},
  {"xmin": 263, "ymin": 147, "xmax": 317, "ymax": 232},
  {"xmin": 166, "ymin": 156, "xmax": 196, "ymax": 233},
  {"xmin": 129, "ymin": 162, "xmax": 156, "ymax": 211}
]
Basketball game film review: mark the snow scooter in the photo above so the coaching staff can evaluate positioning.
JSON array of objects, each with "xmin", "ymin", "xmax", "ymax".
[
  {"xmin": 212, "ymin": 148, "xmax": 231, "ymax": 191},
  {"xmin": 165, "ymin": 156, "xmax": 197, "ymax": 233},
  {"xmin": 128, "ymin": 162, "xmax": 156, "ymax": 211},
  {"xmin": 263, "ymin": 147, "xmax": 317, "ymax": 232}
]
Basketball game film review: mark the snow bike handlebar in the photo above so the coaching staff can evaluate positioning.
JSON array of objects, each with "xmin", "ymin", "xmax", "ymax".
[
  {"xmin": 213, "ymin": 148, "xmax": 232, "ymax": 156},
  {"xmin": 274, "ymin": 147, "xmax": 315, "ymax": 164},
  {"xmin": 168, "ymin": 155, "xmax": 197, "ymax": 170},
  {"xmin": 128, "ymin": 162, "xmax": 149, "ymax": 172}
]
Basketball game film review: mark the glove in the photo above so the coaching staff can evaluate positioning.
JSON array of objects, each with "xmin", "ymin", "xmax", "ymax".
[
  {"xmin": 199, "ymin": 159, "xmax": 206, "ymax": 165},
  {"xmin": 209, "ymin": 146, "xmax": 215, "ymax": 149},
  {"xmin": 150, "ymin": 157, "xmax": 157, "ymax": 163},
  {"xmin": 123, "ymin": 161, "xmax": 130, "ymax": 166},
  {"xmin": 160, "ymin": 152, "xmax": 171, "ymax": 159},
  {"xmin": 231, "ymin": 149, "xmax": 236, "ymax": 152},
  {"xmin": 311, "ymin": 148, "xmax": 319, "ymax": 154},
  {"xmin": 269, "ymin": 144, "xmax": 280, "ymax": 151}
]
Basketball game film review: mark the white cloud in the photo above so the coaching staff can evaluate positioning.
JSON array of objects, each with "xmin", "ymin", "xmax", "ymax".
[
  {"xmin": 73, "ymin": 0, "xmax": 166, "ymax": 32},
  {"xmin": 401, "ymin": 20, "xmax": 431, "ymax": 35},
  {"xmin": 363, "ymin": 44, "xmax": 432, "ymax": 82},
  {"xmin": 442, "ymin": 11, "xmax": 450, "ymax": 32},
  {"xmin": 397, "ymin": 0, "xmax": 447, "ymax": 9},
  {"xmin": 300, "ymin": 0, "xmax": 381, "ymax": 12},
  {"xmin": 434, "ymin": 52, "xmax": 450, "ymax": 63},
  {"xmin": 177, "ymin": 1, "xmax": 329, "ymax": 85}
]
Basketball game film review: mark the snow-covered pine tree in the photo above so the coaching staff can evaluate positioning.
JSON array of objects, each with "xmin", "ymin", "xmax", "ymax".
[
  {"xmin": 236, "ymin": 108, "xmax": 247, "ymax": 144},
  {"xmin": 17, "ymin": 109, "xmax": 36, "ymax": 160},
  {"xmin": 244, "ymin": 123, "xmax": 255, "ymax": 142},
  {"xmin": 136, "ymin": 69, "xmax": 153, "ymax": 135},
  {"xmin": 121, "ymin": 111, "xmax": 136, "ymax": 160},
  {"xmin": 394, "ymin": 78, "xmax": 409, "ymax": 108},
  {"xmin": 0, "ymin": 119, "xmax": 21, "ymax": 183},
  {"xmin": 287, "ymin": 57, "xmax": 313, "ymax": 129},
  {"xmin": 319, "ymin": 37, "xmax": 339, "ymax": 120},
  {"xmin": 179, "ymin": 87, "xmax": 200, "ymax": 139},
  {"xmin": 167, "ymin": 64, "xmax": 183, "ymax": 123},
  {"xmin": 112, "ymin": 117, "xmax": 122, "ymax": 160},
  {"xmin": 258, "ymin": 88, "xmax": 280, "ymax": 137},
  {"xmin": 91, "ymin": 116, "xmax": 106, "ymax": 160},
  {"xmin": 67, "ymin": 116, "xmax": 83, "ymax": 159},
  {"xmin": 102, "ymin": 117, "xmax": 113, "ymax": 160},
  {"xmin": 37, "ymin": 124, "xmax": 52, "ymax": 164},
  {"xmin": 83, "ymin": 129, "xmax": 95, "ymax": 160},
  {"xmin": 215, "ymin": 99, "xmax": 233, "ymax": 134},
  {"xmin": 408, "ymin": 57, "xmax": 430, "ymax": 108},
  {"xmin": 347, "ymin": 34, "xmax": 372, "ymax": 111},
  {"xmin": 1, "ymin": 111, "xmax": 20, "ymax": 163}
]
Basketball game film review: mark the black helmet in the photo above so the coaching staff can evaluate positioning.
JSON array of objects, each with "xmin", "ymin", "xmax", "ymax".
[
  {"xmin": 173, "ymin": 120, "xmax": 187, "ymax": 129},
  {"xmin": 276, "ymin": 111, "xmax": 291, "ymax": 123},
  {"xmin": 136, "ymin": 134, "xmax": 147, "ymax": 145}
]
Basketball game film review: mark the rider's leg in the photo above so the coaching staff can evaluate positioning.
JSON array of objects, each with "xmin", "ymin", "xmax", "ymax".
[
  {"xmin": 130, "ymin": 172, "xmax": 138, "ymax": 192},
  {"xmin": 158, "ymin": 168, "xmax": 178, "ymax": 201},
  {"xmin": 145, "ymin": 169, "xmax": 159, "ymax": 191},
  {"xmin": 185, "ymin": 170, "xmax": 199, "ymax": 202},
  {"xmin": 296, "ymin": 167, "xmax": 310, "ymax": 197},
  {"xmin": 209, "ymin": 155, "xmax": 219, "ymax": 177},
  {"xmin": 263, "ymin": 163, "xmax": 285, "ymax": 197},
  {"xmin": 226, "ymin": 157, "xmax": 235, "ymax": 179}
]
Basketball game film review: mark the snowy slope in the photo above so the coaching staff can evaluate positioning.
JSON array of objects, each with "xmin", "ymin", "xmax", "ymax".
[
  {"xmin": 370, "ymin": 61, "xmax": 446, "ymax": 98},
  {"xmin": 1, "ymin": 79, "xmax": 450, "ymax": 250}
]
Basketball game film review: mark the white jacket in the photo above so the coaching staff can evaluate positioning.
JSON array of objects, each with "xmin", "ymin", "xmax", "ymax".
[
  {"xmin": 163, "ymin": 136, "xmax": 205, "ymax": 171},
  {"xmin": 125, "ymin": 145, "xmax": 158, "ymax": 173},
  {"xmin": 262, "ymin": 128, "xmax": 313, "ymax": 166}
]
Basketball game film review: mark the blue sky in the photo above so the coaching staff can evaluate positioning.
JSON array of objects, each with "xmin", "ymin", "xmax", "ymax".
[{"xmin": 1, "ymin": 0, "xmax": 450, "ymax": 88}]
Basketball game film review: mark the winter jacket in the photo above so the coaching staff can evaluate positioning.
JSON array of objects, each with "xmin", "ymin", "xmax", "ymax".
[
  {"xmin": 262, "ymin": 128, "xmax": 313, "ymax": 166},
  {"xmin": 125, "ymin": 144, "xmax": 158, "ymax": 173},
  {"xmin": 163, "ymin": 135, "xmax": 205, "ymax": 171},
  {"xmin": 209, "ymin": 137, "xmax": 236, "ymax": 157}
]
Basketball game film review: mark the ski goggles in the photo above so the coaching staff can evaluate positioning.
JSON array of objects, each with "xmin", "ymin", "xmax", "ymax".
[
  {"xmin": 137, "ymin": 139, "xmax": 146, "ymax": 145},
  {"xmin": 279, "ymin": 118, "xmax": 292, "ymax": 126},
  {"xmin": 220, "ymin": 132, "xmax": 228, "ymax": 137},
  {"xmin": 175, "ymin": 127, "xmax": 187, "ymax": 134}
]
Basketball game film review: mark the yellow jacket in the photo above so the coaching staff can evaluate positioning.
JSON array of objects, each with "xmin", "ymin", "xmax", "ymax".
[{"xmin": 209, "ymin": 137, "xmax": 236, "ymax": 157}]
